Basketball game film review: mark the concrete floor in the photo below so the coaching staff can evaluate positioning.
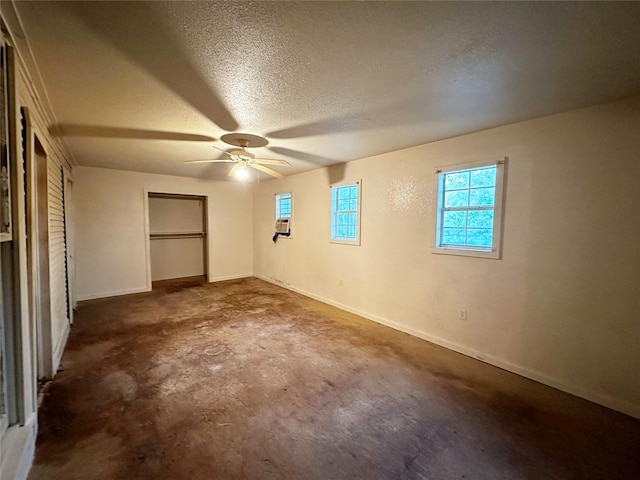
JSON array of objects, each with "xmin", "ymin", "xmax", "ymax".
[{"xmin": 30, "ymin": 277, "xmax": 640, "ymax": 480}]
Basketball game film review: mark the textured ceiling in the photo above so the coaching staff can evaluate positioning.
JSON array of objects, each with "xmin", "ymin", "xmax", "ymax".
[{"xmin": 11, "ymin": 1, "xmax": 640, "ymax": 181}]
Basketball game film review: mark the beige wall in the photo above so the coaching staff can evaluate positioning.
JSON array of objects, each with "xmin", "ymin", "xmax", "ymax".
[
  {"xmin": 253, "ymin": 96, "xmax": 640, "ymax": 418},
  {"xmin": 75, "ymin": 166, "xmax": 253, "ymax": 300}
]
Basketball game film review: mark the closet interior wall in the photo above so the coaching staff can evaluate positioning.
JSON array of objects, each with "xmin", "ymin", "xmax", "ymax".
[{"xmin": 148, "ymin": 193, "xmax": 206, "ymax": 283}]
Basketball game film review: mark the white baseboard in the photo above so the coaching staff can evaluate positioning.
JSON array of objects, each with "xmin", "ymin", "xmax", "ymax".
[
  {"xmin": 208, "ymin": 273, "xmax": 253, "ymax": 283},
  {"xmin": 255, "ymin": 275, "xmax": 640, "ymax": 420},
  {"xmin": 0, "ymin": 413, "xmax": 37, "ymax": 480},
  {"xmin": 77, "ymin": 286, "xmax": 150, "ymax": 302}
]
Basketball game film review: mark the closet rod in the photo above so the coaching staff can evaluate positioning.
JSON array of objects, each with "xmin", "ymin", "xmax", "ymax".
[{"xmin": 150, "ymin": 232, "xmax": 205, "ymax": 240}]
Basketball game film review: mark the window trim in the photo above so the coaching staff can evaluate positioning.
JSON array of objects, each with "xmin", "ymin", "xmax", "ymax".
[
  {"xmin": 330, "ymin": 179, "xmax": 361, "ymax": 246},
  {"xmin": 275, "ymin": 192, "xmax": 293, "ymax": 238},
  {"xmin": 432, "ymin": 157, "xmax": 506, "ymax": 259}
]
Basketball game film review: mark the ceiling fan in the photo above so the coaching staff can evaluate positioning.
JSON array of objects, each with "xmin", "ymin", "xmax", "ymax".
[{"xmin": 184, "ymin": 133, "xmax": 290, "ymax": 180}]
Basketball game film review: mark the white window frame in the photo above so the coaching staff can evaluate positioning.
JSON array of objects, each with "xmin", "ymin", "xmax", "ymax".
[
  {"xmin": 275, "ymin": 192, "xmax": 292, "ymax": 237},
  {"xmin": 330, "ymin": 180, "xmax": 361, "ymax": 246},
  {"xmin": 432, "ymin": 157, "xmax": 506, "ymax": 259}
]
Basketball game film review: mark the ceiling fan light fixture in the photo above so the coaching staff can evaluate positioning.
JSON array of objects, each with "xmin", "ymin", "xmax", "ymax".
[
  {"xmin": 187, "ymin": 132, "xmax": 288, "ymax": 179},
  {"xmin": 235, "ymin": 161, "xmax": 250, "ymax": 181}
]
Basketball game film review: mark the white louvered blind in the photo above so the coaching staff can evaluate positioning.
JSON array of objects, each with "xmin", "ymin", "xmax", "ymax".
[{"xmin": 47, "ymin": 161, "xmax": 69, "ymax": 344}]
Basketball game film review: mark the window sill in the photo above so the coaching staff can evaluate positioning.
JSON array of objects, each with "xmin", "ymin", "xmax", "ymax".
[
  {"xmin": 431, "ymin": 246, "xmax": 500, "ymax": 259},
  {"xmin": 330, "ymin": 238, "xmax": 361, "ymax": 246}
]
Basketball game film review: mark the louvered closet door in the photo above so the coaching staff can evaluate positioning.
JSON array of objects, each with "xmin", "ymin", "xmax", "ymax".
[{"xmin": 47, "ymin": 161, "xmax": 69, "ymax": 345}]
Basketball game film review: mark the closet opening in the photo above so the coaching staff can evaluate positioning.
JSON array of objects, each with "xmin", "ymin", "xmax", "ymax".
[{"xmin": 147, "ymin": 193, "xmax": 208, "ymax": 288}]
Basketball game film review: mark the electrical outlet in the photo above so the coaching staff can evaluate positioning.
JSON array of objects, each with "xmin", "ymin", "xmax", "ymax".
[{"xmin": 459, "ymin": 309, "xmax": 467, "ymax": 321}]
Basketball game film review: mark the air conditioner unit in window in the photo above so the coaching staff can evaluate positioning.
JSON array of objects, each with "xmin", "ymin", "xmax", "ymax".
[
  {"xmin": 275, "ymin": 218, "xmax": 290, "ymax": 234},
  {"xmin": 273, "ymin": 219, "xmax": 291, "ymax": 242}
]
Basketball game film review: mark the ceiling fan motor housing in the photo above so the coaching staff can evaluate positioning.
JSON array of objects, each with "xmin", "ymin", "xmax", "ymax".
[{"xmin": 230, "ymin": 149, "xmax": 255, "ymax": 161}]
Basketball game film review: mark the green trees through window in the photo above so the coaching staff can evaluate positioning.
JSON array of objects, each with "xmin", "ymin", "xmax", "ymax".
[
  {"xmin": 435, "ymin": 159, "xmax": 506, "ymax": 258},
  {"xmin": 275, "ymin": 193, "xmax": 292, "ymax": 220},
  {"xmin": 331, "ymin": 182, "xmax": 360, "ymax": 244},
  {"xmin": 441, "ymin": 166, "xmax": 496, "ymax": 247}
]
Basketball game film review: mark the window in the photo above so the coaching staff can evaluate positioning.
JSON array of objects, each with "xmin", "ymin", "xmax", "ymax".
[
  {"xmin": 330, "ymin": 181, "xmax": 361, "ymax": 245},
  {"xmin": 433, "ymin": 158, "xmax": 506, "ymax": 259},
  {"xmin": 275, "ymin": 192, "xmax": 292, "ymax": 221},
  {"xmin": 275, "ymin": 193, "xmax": 292, "ymax": 236}
]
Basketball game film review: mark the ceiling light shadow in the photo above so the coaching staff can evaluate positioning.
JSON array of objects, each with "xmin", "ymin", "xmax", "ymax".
[
  {"xmin": 266, "ymin": 116, "xmax": 360, "ymax": 140},
  {"xmin": 50, "ymin": 124, "xmax": 216, "ymax": 142},
  {"xmin": 64, "ymin": 2, "xmax": 238, "ymax": 131},
  {"xmin": 267, "ymin": 146, "xmax": 335, "ymax": 166},
  {"xmin": 326, "ymin": 163, "xmax": 346, "ymax": 184},
  {"xmin": 265, "ymin": 101, "xmax": 424, "ymax": 140}
]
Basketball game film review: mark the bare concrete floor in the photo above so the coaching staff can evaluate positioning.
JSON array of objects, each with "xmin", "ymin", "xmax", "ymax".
[{"xmin": 30, "ymin": 277, "xmax": 639, "ymax": 480}]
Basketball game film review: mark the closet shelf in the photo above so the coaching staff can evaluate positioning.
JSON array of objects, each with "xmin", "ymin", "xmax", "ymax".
[{"xmin": 150, "ymin": 231, "xmax": 205, "ymax": 240}]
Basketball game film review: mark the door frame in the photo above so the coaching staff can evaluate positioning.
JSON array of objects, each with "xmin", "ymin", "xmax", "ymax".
[
  {"xmin": 32, "ymin": 134, "xmax": 53, "ymax": 379},
  {"xmin": 21, "ymin": 107, "xmax": 38, "ymax": 390}
]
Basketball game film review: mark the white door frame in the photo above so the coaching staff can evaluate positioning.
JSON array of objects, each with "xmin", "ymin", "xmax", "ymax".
[
  {"xmin": 143, "ymin": 188, "xmax": 211, "ymax": 291},
  {"xmin": 32, "ymin": 134, "xmax": 53, "ymax": 379}
]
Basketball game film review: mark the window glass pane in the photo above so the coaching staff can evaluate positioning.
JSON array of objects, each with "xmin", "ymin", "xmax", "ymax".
[
  {"xmin": 334, "ymin": 213, "xmax": 357, "ymax": 238},
  {"xmin": 435, "ymin": 163, "xmax": 503, "ymax": 255},
  {"xmin": 337, "ymin": 186, "xmax": 350, "ymax": 200},
  {"xmin": 345, "ymin": 213, "xmax": 353, "ymax": 225},
  {"xmin": 442, "ymin": 228, "xmax": 466, "ymax": 245},
  {"xmin": 331, "ymin": 183, "xmax": 359, "ymax": 242},
  {"xmin": 469, "ymin": 187, "xmax": 495, "ymax": 206},
  {"xmin": 444, "ymin": 172, "xmax": 469, "ymax": 191},
  {"xmin": 444, "ymin": 190, "xmax": 469, "ymax": 208},
  {"xmin": 337, "ymin": 225, "xmax": 356, "ymax": 239},
  {"xmin": 443, "ymin": 211, "xmax": 466, "ymax": 228},
  {"xmin": 338, "ymin": 213, "xmax": 355, "ymax": 226},
  {"xmin": 276, "ymin": 193, "xmax": 292, "ymax": 219},
  {"xmin": 467, "ymin": 210, "xmax": 493, "ymax": 229},
  {"xmin": 470, "ymin": 167, "xmax": 496, "ymax": 188},
  {"xmin": 466, "ymin": 228, "xmax": 493, "ymax": 247}
]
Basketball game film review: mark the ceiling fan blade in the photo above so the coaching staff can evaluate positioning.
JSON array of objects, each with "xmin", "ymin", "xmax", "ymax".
[
  {"xmin": 253, "ymin": 158, "xmax": 291, "ymax": 166},
  {"xmin": 251, "ymin": 163, "xmax": 285, "ymax": 179},
  {"xmin": 183, "ymin": 159, "xmax": 235, "ymax": 164},
  {"xmin": 228, "ymin": 164, "xmax": 243, "ymax": 177},
  {"xmin": 212, "ymin": 145, "xmax": 234, "ymax": 158}
]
